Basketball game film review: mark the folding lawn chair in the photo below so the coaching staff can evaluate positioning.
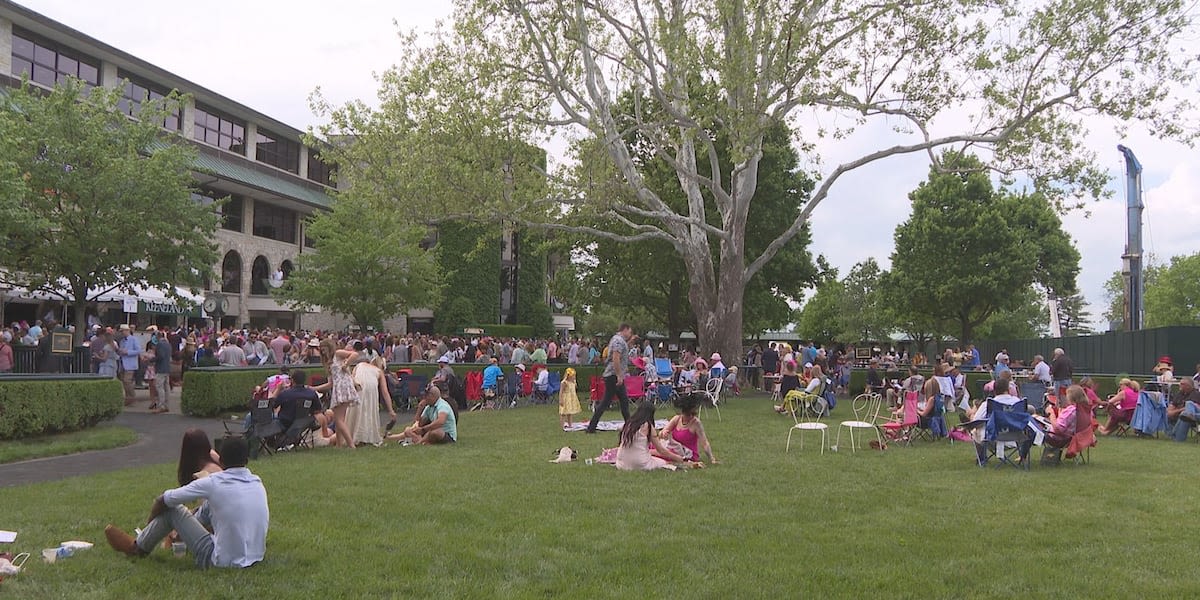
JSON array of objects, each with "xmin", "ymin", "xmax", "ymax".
[
  {"xmin": 625, "ymin": 375, "xmax": 646, "ymax": 404},
  {"xmin": 1130, "ymin": 390, "xmax": 1167, "ymax": 437},
  {"xmin": 881, "ymin": 391, "xmax": 920, "ymax": 446},
  {"xmin": 247, "ymin": 398, "xmax": 284, "ymax": 457},
  {"xmin": 979, "ymin": 396, "xmax": 1032, "ymax": 469},
  {"xmin": 655, "ymin": 358, "xmax": 674, "ymax": 380},
  {"xmin": 1018, "ymin": 382, "xmax": 1049, "ymax": 415}
]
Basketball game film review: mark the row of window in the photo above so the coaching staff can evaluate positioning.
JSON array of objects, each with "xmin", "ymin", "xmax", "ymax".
[
  {"xmin": 220, "ymin": 251, "xmax": 294, "ymax": 296},
  {"xmin": 9, "ymin": 27, "xmax": 335, "ymax": 186},
  {"xmin": 191, "ymin": 188, "xmax": 302, "ymax": 244}
]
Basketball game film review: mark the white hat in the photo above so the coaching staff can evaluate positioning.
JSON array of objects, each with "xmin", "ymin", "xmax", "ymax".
[
  {"xmin": 515, "ymin": 363, "xmax": 526, "ymax": 371},
  {"xmin": 438, "ymin": 353, "xmax": 452, "ymax": 364},
  {"xmin": 710, "ymin": 352, "xmax": 721, "ymax": 361}
]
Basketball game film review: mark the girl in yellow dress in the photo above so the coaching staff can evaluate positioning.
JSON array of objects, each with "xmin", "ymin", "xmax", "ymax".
[{"xmin": 559, "ymin": 368, "xmax": 581, "ymax": 430}]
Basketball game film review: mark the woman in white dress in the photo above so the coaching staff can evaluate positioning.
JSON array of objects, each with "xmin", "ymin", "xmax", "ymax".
[
  {"xmin": 615, "ymin": 402, "xmax": 686, "ymax": 471},
  {"xmin": 351, "ymin": 356, "xmax": 396, "ymax": 446}
]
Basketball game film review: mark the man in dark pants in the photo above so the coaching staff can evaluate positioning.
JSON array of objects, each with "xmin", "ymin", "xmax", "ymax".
[{"xmin": 586, "ymin": 323, "xmax": 633, "ymax": 433}]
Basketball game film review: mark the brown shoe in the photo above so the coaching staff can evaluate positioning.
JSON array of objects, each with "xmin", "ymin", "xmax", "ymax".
[{"xmin": 104, "ymin": 525, "xmax": 142, "ymax": 557}]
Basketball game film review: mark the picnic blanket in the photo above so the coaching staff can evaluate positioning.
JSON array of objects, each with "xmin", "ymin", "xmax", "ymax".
[{"xmin": 564, "ymin": 419, "xmax": 669, "ymax": 432}]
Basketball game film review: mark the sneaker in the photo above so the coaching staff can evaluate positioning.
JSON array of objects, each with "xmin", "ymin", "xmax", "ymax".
[{"xmin": 399, "ymin": 439, "xmax": 412, "ymax": 447}]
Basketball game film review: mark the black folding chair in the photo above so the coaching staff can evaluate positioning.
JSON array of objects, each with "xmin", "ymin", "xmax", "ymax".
[{"xmin": 248, "ymin": 398, "xmax": 283, "ymax": 457}]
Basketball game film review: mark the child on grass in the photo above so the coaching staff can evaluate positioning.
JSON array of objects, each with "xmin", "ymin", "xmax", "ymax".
[{"xmin": 559, "ymin": 368, "xmax": 581, "ymax": 430}]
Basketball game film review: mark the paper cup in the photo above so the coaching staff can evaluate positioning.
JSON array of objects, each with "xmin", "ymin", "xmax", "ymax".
[{"xmin": 172, "ymin": 542, "xmax": 186, "ymax": 558}]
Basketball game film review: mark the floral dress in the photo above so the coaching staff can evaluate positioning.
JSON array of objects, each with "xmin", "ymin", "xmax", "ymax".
[{"xmin": 329, "ymin": 355, "xmax": 359, "ymax": 408}]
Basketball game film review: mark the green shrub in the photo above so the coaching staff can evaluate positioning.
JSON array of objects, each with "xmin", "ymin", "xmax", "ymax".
[
  {"xmin": 182, "ymin": 367, "xmax": 281, "ymax": 417},
  {"xmin": 182, "ymin": 363, "xmax": 609, "ymax": 417},
  {"xmin": 0, "ymin": 376, "xmax": 123, "ymax": 440}
]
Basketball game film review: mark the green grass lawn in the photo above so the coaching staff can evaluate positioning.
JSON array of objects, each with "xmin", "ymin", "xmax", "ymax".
[
  {"xmin": 0, "ymin": 394, "xmax": 1196, "ymax": 599},
  {"xmin": 0, "ymin": 424, "xmax": 138, "ymax": 465}
]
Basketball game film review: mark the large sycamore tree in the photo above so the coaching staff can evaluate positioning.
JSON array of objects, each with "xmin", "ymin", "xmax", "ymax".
[
  {"xmin": 0, "ymin": 80, "xmax": 219, "ymax": 342},
  {"xmin": 313, "ymin": 0, "xmax": 1196, "ymax": 360}
]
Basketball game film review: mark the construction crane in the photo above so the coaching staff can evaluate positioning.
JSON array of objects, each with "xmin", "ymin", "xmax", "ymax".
[{"xmin": 1117, "ymin": 144, "xmax": 1144, "ymax": 331}]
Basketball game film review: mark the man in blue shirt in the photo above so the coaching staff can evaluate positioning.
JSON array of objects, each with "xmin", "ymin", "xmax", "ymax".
[
  {"xmin": 117, "ymin": 324, "xmax": 142, "ymax": 405},
  {"xmin": 104, "ymin": 436, "xmax": 269, "ymax": 569},
  {"xmin": 482, "ymin": 356, "xmax": 503, "ymax": 394}
]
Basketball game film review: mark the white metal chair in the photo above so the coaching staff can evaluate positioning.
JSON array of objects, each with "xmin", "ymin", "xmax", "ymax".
[
  {"xmin": 786, "ymin": 405, "xmax": 828, "ymax": 454},
  {"xmin": 701, "ymin": 377, "xmax": 723, "ymax": 421},
  {"xmin": 836, "ymin": 393, "xmax": 884, "ymax": 452}
]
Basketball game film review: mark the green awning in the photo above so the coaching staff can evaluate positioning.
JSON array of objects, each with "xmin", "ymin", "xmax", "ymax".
[{"xmin": 191, "ymin": 151, "xmax": 333, "ymax": 209}]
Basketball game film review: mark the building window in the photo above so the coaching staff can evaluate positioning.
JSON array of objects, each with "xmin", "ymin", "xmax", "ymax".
[
  {"xmin": 191, "ymin": 189, "xmax": 245, "ymax": 232},
  {"xmin": 10, "ymin": 28, "xmax": 100, "ymax": 89},
  {"xmin": 307, "ymin": 148, "xmax": 335, "ymax": 186},
  {"xmin": 221, "ymin": 251, "xmax": 242, "ymax": 294},
  {"xmin": 117, "ymin": 71, "xmax": 180, "ymax": 131},
  {"xmin": 280, "ymin": 260, "xmax": 294, "ymax": 281},
  {"xmin": 252, "ymin": 203, "xmax": 297, "ymax": 243},
  {"xmin": 250, "ymin": 256, "xmax": 270, "ymax": 296},
  {"xmin": 255, "ymin": 129, "xmax": 300, "ymax": 174},
  {"xmin": 193, "ymin": 104, "xmax": 245, "ymax": 153}
]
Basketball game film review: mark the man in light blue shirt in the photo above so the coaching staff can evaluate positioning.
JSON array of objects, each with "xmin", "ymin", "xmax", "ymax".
[
  {"xmin": 117, "ymin": 324, "xmax": 143, "ymax": 404},
  {"xmin": 104, "ymin": 436, "xmax": 269, "ymax": 569},
  {"xmin": 401, "ymin": 386, "xmax": 458, "ymax": 444},
  {"xmin": 482, "ymin": 357, "xmax": 503, "ymax": 392}
]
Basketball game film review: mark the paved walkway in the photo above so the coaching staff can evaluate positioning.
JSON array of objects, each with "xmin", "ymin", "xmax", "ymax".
[{"xmin": 0, "ymin": 388, "xmax": 228, "ymax": 488}]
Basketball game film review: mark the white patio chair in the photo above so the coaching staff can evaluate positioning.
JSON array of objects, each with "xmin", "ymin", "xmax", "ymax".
[
  {"xmin": 701, "ymin": 377, "xmax": 723, "ymax": 421},
  {"xmin": 836, "ymin": 393, "xmax": 884, "ymax": 452},
  {"xmin": 786, "ymin": 405, "xmax": 828, "ymax": 454}
]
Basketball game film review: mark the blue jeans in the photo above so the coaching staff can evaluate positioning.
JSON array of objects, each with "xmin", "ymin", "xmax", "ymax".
[
  {"xmin": 136, "ymin": 504, "xmax": 216, "ymax": 569},
  {"xmin": 1169, "ymin": 401, "xmax": 1200, "ymax": 441},
  {"xmin": 1053, "ymin": 379, "xmax": 1072, "ymax": 393}
]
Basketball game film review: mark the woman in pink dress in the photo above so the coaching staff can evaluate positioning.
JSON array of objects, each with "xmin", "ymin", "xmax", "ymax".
[
  {"xmin": 1098, "ymin": 378, "xmax": 1140, "ymax": 435},
  {"xmin": 658, "ymin": 393, "xmax": 719, "ymax": 464},
  {"xmin": 615, "ymin": 403, "xmax": 686, "ymax": 471}
]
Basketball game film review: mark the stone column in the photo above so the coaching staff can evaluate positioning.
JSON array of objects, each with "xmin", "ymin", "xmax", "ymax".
[
  {"xmin": 0, "ymin": 17, "xmax": 13, "ymax": 76},
  {"xmin": 244, "ymin": 123, "xmax": 257, "ymax": 161},
  {"xmin": 298, "ymin": 144, "xmax": 309, "ymax": 179},
  {"xmin": 181, "ymin": 97, "xmax": 196, "ymax": 139},
  {"xmin": 99, "ymin": 61, "xmax": 118, "ymax": 88}
]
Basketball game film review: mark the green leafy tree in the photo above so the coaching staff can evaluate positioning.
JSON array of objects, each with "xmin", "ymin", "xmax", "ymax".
[
  {"xmin": 886, "ymin": 152, "xmax": 1081, "ymax": 343},
  {"xmin": 974, "ymin": 288, "xmax": 1050, "ymax": 340},
  {"xmin": 1144, "ymin": 253, "xmax": 1200, "ymax": 327},
  {"xmin": 0, "ymin": 80, "xmax": 218, "ymax": 342},
  {"xmin": 797, "ymin": 280, "xmax": 845, "ymax": 345},
  {"xmin": 275, "ymin": 193, "xmax": 442, "ymax": 330},
  {"xmin": 1101, "ymin": 266, "xmax": 1164, "ymax": 330},
  {"xmin": 838, "ymin": 259, "xmax": 892, "ymax": 343},
  {"xmin": 1055, "ymin": 292, "xmax": 1095, "ymax": 336},
  {"xmin": 312, "ymin": 0, "xmax": 1195, "ymax": 362}
]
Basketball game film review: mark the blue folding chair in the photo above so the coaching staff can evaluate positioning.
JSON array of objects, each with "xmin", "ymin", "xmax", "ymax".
[
  {"xmin": 547, "ymin": 371, "xmax": 562, "ymax": 400},
  {"xmin": 503, "ymin": 371, "xmax": 522, "ymax": 408},
  {"xmin": 655, "ymin": 358, "xmax": 673, "ymax": 380},
  {"xmin": 1018, "ymin": 382, "xmax": 1049, "ymax": 414},
  {"xmin": 1130, "ymin": 390, "xmax": 1167, "ymax": 437},
  {"xmin": 980, "ymin": 396, "xmax": 1032, "ymax": 469}
]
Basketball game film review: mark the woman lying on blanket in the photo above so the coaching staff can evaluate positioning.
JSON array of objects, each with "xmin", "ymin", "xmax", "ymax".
[{"xmin": 654, "ymin": 393, "xmax": 718, "ymax": 464}]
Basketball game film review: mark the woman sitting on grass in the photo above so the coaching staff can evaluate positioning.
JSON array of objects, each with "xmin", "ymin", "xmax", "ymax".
[
  {"xmin": 1098, "ymin": 378, "xmax": 1140, "ymax": 435},
  {"xmin": 615, "ymin": 402, "xmax": 687, "ymax": 471},
  {"xmin": 178, "ymin": 428, "xmax": 222, "ymax": 486},
  {"xmin": 657, "ymin": 393, "xmax": 718, "ymax": 464}
]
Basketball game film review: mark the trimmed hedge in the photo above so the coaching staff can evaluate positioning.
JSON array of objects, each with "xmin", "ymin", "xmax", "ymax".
[
  {"xmin": 846, "ymin": 368, "xmax": 1144, "ymax": 398},
  {"xmin": 182, "ymin": 362, "xmax": 608, "ymax": 417},
  {"xmin": 182, "ymin": 367, "xmax": 281, "ymax": 417},
  {"xmin": 0, "ymin": 376, "xmax": 124, "ymax": 440}
]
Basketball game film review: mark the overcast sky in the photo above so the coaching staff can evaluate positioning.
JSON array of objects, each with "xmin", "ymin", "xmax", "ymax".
[{"xmin": 16, "ymin": 0, "xmax": 1199, "ymax": 330}]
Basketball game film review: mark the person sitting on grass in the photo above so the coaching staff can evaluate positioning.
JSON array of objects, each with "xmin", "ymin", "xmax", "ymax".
[
  {"xmin": 1098, "ymin": 378, "xmax": 1140, "ymax": 435},
  {"xmin": 394, "ymin": 386, "xmax": 458, "ymax": 445},
  {"xmin": 615, "ymin": 401, "xmax": 688, "ymax": 471},
  {"xmin": 104, "ymin": 436, "xmax": 269, "ymax": 569},
  {"xmin": 177, "ymin": 428, "xmax": 222, "ymax": 486},
  {"xmin": 657, "ymin": 393, "xmax": 719, "ymax": 464}
]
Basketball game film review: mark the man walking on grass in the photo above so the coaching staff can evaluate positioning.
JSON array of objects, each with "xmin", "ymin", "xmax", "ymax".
[
  {"xmin": 586, "ymin": 323, "xmax": 633, "ymax": 433},
  {"xmin": 104, "ymin": 436, "xmax": 269, "ymax": 569}
]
